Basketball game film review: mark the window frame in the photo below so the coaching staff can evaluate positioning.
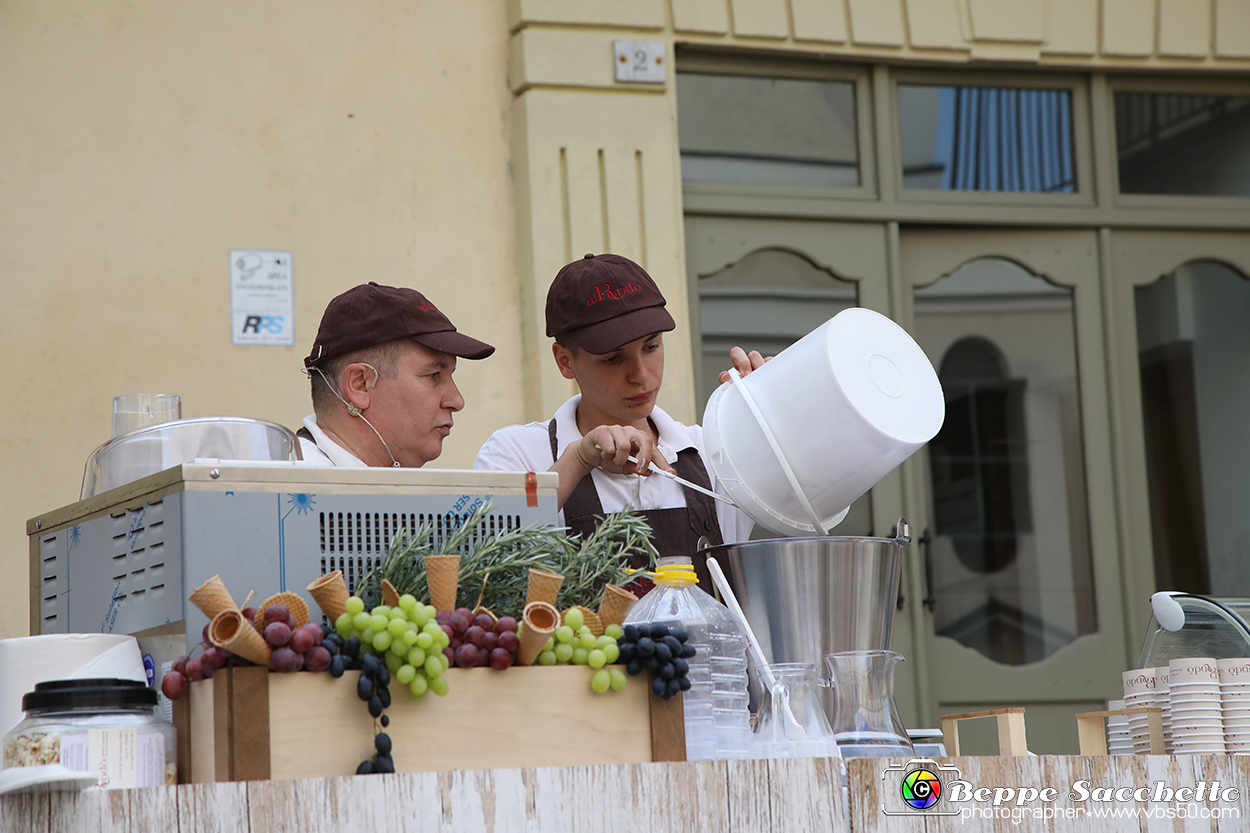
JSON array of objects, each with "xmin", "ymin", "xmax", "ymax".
[
  {"xmin": 1109, "ymin": 75, "xmax": 1250, "ymax": 210},
  {"xmin": 675, "ymin": 50, "xmax": 878, "ymax": 203},
  {"xmin": 889, "ymin": 68, "xmax": 1094, "ymax": 208}
]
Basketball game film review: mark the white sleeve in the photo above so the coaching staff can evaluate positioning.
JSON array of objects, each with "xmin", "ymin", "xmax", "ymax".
[{"xmin": 474, "ymin": 428, "xmax": 534, "ymax": 472}]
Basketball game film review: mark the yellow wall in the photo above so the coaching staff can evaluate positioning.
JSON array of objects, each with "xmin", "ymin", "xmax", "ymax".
[{"xmin": 0, "ymin": 2, "xmax": 519, "ymax": 638}]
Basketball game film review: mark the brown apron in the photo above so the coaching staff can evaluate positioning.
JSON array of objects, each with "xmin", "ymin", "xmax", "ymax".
[{"xmin": 549, "ymin": 419, "xmax": 724, "ymax": 591}]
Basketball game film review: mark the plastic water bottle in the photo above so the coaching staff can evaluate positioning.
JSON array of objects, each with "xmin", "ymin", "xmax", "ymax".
[{"xmin": 624, "ymin": 557, "xmax": 750, "ymax": 760}]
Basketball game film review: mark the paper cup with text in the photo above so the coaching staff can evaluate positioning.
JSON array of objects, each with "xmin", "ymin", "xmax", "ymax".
[{"xmin": 1170, "ymin": 658, "xmax": 1219, "ymax": 686}]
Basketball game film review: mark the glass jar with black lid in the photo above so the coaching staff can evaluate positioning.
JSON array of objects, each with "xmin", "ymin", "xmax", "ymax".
[{"xmin": 2, "ymin": 678, "xmax": 176, "ymax": 787}]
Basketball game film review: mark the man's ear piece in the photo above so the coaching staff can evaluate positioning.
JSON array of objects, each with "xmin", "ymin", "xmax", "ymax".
[
  {"xmin": 359, "ymin": 363, "xmax": 381, "ymax": 390},
  {"xmin": 346, "ymin": 402, "xmax": 362, "ymax": 417}
]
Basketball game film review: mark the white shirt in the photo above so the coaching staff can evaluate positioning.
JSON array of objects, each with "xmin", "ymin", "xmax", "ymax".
[
  {"xmin": 474, "ymin": 395, "xmax": 754, "ymax": 544},
  {"xmin": 298, "ymin": 414, "xmax": 368, "ymax": 467}
]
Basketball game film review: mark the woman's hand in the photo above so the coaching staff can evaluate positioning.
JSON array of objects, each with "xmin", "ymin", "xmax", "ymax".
[{"xmin": 718, "ymin": 346, "xmax": 771, "ymax": 384}]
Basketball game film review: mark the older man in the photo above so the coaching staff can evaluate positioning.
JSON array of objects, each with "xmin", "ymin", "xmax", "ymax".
[{"xmin": 299, "ymin": 282, "xmax": 494, "ymax": 467}]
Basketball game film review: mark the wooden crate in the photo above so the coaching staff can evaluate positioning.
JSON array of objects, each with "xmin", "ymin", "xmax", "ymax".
[{"xmin": 175, "ymin": 665, "xmax": 685, "ymax": 782}]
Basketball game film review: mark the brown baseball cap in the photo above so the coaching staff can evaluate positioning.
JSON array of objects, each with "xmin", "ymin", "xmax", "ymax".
[
  {"xmin": 305, "ymin": 282, "xmax": 495, "ymax": 368},
  {"xmin": 545, "ymin": 253, "xmax": 675, "ymax": 354}
]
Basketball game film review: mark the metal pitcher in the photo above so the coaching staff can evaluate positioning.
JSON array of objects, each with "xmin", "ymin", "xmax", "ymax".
[{"xmin": 698, "ymin": 519, "xmax": 911, "ymax": 718}]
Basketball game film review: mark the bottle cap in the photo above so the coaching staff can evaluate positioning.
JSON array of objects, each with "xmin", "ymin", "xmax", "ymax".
[{"xmin": 654, "ymin": 565, "xmax": 698, "ymax": 587}]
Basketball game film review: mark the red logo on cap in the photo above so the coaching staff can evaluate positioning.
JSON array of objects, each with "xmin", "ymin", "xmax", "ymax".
[
  {"xmin": 586, "ymin": 282, "xmax": 642, "ymax": 305},
  {"xmin": 419, "ymin": 301, "xmax": 440, "ymax": 312}
]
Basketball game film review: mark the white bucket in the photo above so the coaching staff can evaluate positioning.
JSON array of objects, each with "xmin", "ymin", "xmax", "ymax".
[{"xmin": 703, "ymin": 307, "xmax": 944, "ymax": 536}]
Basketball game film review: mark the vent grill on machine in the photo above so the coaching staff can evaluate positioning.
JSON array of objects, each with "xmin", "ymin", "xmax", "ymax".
[
  {"xmin": 318, "ymin": 511, "xmax": 523, "ymax": 596},
  {"xmin": 40, "ymin": 499, "xmax": 169, "ymax": 633}
]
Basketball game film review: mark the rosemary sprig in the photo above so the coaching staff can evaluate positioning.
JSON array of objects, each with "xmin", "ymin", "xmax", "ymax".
[{"xmin": 360, "ymin": 502, "xmax": 658, "ymax": 615}]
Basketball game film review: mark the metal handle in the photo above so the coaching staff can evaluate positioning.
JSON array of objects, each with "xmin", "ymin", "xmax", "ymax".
[
  {"xmin": 921, "ymin": 527, "xmax": 935, "ymax": 611},
  {"xmin": 891, "ymin": 519, "xmax": 911, "ymax": 610}
]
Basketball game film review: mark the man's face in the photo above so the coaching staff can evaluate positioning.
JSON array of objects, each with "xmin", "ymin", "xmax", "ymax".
[
  {"xmin": 365, "ymin": 341, "xmax": 464, "ymax": 467},
  {"xmin": 559, "ymin": 333, "xmax": 664, "ymax": 427}
]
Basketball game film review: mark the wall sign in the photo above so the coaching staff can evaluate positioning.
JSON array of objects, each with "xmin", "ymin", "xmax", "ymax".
[
  {"xmin": 614, "ymin": 40, "xmax": 666, "ymax": 84},
  {"xmin": 229, "ymin": 249, "xmax": 294, "ymax": 346}
]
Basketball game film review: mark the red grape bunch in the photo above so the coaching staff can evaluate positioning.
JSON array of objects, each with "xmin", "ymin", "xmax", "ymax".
[
  {"xmin": 439, "ymin": 608, "xmax": 521, "ymax": 670},
  {"xmin": 160, "ymin": 602, "xmax": 340, "ymax": 700},
  {"xmin": 260, "ymin": 603, "xmax": 334, "ymax": 673}
]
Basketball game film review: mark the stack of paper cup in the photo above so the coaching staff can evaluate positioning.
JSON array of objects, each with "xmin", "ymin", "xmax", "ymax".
[
  {"xmin": 1153, "ymin": 667, "xmax": 1172, "ymax": 752},
  {"xmin": 1123, "ymin": 667, "xmax": 1160, "ymax": 753},
  {"xmin": 1218, "ymin": 658, "xmax": 1250, "ymax": 754},
  {"xmin": 1169, "ymin": 657, "xmax": 1224, "ymax": 754},
  {"xmin": 1106, "ymin": 699, "xmax": 1134, "ymax": 755}
]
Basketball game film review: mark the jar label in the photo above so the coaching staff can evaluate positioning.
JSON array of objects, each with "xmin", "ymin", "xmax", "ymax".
[{"xmin": 59, "ymin": 730, "xmax": 166, "ymax": 789}]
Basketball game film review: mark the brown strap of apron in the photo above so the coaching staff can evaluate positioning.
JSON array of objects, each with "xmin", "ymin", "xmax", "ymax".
[
  {"xmin": 671, "ymin": 449, "xmax": 725, "ymax": 550},
  {"xmin": 548, "ymin": 419, "xmax": 725, "ymax": 583},
  {"xmin": 550, "ymin": 419, "xmax": 605, "ymax": 541}
]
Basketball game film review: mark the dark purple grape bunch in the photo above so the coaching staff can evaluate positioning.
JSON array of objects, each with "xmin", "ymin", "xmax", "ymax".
[
  {"xmin": 618, "ymin": 623, "xmax": 694, "ymax": 700},
  {"xmin": 353, "ymin": 652, "xmax": 395, "ymax": 775},
  {"xmin": 318, "ymin": 626, "xmax": 356, "ymax": 677}
]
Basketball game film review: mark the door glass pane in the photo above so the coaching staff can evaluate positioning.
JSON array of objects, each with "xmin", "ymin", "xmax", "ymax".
[
  {"xmin": 697, "ymin": 248, "xmax": 870, "ymax": 535},
  {"xmin": 676, "ymin": 73, "xmax": 859, "ymax": 187},
  {"xmin": 898, "ymin": 85, "xmax": 1076, "ymax": 193},
  {"xmin": 913, "ymin": 258, "xmax": 1096, "ymax": 664},
  {"xmin": 1115, "ymin": 92, "xmax": 1250, "ymax": 197},
  {"xmin": 1135, "ymin": 261, "xmax": 1250, "ymax": 594}
]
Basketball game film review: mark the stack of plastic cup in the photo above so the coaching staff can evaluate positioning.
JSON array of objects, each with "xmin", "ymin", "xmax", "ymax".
[
  {"xmin": 1106, "ymin": 699, "xmax": 1134, "ymax": 755},
  {"xmin": 1169, "ymin": 658, "xmax": 1224, "ymax": 754},
  {"xmin": 1153, "ymin": 667, "xmax": 1172, "ymax": 752},
  {"xmin": 1122, "ymin": 668, "xmax": 1159, "ymax": 754},
  {"xmin": 1218, "ymin": 658, "xmax": 1250, "ymax": 754}
]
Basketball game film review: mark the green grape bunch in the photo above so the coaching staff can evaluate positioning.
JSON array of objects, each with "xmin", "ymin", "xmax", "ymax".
[{"xmin": 535, "ymin": 608, "xmax": 628, "ymax": 694}]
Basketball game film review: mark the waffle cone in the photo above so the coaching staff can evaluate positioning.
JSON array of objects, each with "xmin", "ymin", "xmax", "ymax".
[
  {"xmin": 381, "ymin": 579, "xmax": 400, "ymax": 608},
  {"xmin": 188, "ymin": 575, "xmax": 237, "ymax": 621},
  {"xmin": 253, "ymin": 592, "xmax": 310, "ymax": 630},
  {"xmin": 517, "ymin": 601, "xmax": 559, "ymax": 666},
  {"xmin": 525, "ymin": 568, "xmax": 565, "ymax": 607},
  {"xmin": 568, "ymin": 605, "xmax": 604, "ymax": 637},
  {"xmin": 424, "ymin": 555, "xmax": 460, "ymax": 611},
  {"xmin": 210, "ymin": 609, "xmax": 272, "ymax": 666},
  {"xmin": 472, "ymin": 606, "xmax": 498, "ymax": 625},
  {"xmin": 307, "ymin": 571, "xmax": 349, "ymax": 622},
  {"xmin": 597, "ymin": 584, "xmax": 638, "ymax": 628}
]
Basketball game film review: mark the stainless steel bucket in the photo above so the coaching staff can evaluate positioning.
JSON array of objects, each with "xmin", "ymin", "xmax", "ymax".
[{"xmin": 699, "ymin": 520, "xmax": 911, "ymax": 717}]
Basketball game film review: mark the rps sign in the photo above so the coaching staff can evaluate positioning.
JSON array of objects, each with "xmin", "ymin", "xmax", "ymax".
[{"xmin": 230, "ymin": 249, "xmax": 294, "ymax": 346}]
